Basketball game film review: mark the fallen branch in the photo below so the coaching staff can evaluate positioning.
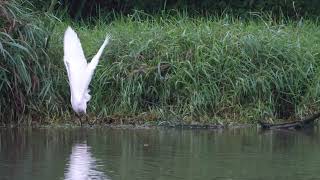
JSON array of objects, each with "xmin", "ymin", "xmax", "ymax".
[{"xmin": 258, "ymin": 112, "xmax": 320, "ymax": 130}]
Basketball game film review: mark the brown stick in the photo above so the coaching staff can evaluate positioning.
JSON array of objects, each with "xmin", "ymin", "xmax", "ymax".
[{"xmin": 259, "ymin": 112, "xmax": 320, "ymax": 130}]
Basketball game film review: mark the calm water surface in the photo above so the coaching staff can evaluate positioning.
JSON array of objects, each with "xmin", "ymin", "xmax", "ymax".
[{"xmin": 1, "ymin": 127, "xmax": 320, "ymax": 180}]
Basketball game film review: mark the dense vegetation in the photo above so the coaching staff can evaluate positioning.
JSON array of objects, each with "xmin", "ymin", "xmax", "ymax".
[
  {"xmin": 0, "ymin": 0, "xmax": 52, "ymax": 124},
  {"xmin": 1, "ymin": 0, "xmax": 320, "ymax": 125},
  {"xmin": 51, "ymin": 0, "xmax": 320, "ymax": 19}
]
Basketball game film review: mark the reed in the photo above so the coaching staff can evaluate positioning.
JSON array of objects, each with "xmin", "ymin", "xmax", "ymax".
[{"xmin": 0, "ymin": 0, "xmax": 52, "ymax": 124}]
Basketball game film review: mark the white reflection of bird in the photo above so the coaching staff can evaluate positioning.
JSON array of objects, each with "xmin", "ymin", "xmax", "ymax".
[
  {"xmin": 63, "ymin": 27, "xmax": 110, "ymax": 124},
  {"xmin": 64, "ymin": 143, "xmax": 109, "ymax": 180}
]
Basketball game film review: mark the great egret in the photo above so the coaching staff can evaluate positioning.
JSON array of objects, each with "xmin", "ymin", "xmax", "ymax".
[{"xmin": 63, "ymin": 26, "xmax": 110, "ymax": 124}]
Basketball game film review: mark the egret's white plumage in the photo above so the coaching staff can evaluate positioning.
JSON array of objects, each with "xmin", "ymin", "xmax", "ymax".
[{"xmin": 63, "ymin": 26, "xmax": 110, "ymax": 115}]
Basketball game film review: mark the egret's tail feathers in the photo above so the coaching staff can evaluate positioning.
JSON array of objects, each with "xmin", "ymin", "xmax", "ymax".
[{"xmin": 87, "ymin": 34, "xmax": 111, "ymax": 71}]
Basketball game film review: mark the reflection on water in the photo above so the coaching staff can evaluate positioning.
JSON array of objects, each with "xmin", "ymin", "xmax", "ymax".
[
  {"xmin": 1, "ymin": 127, "xmax": 320, "ymax": 180},
  {"xmin": 65, "ymin": 143, "xmax": 109, "ymax": 180}
]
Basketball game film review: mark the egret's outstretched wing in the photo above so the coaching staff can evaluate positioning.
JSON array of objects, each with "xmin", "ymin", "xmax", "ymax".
[
  {"xmin": 63, "ymin": 26, "xmax": 87, "ymax": 68},
  {"xmin": 82, "ymin": 34, "xmax": 111, "ymax": 102},
  {"xmin": 87, "ymin": 34, "xmax": 111, "ymax": 72},
  {"xmin": 63, "ymin": 26, "xmax": 88, "ymax": 101}
]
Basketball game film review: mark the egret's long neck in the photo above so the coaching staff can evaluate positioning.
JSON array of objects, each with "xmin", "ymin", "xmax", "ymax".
[{"xmin": 87, "ymin": 35, "xmax": 110, "ymax": 71}]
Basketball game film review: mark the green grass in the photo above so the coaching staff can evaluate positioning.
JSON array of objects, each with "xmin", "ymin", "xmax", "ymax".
[
  {"xmin": 47, "ymin": 14, "xmax": 320, "ymax": 124},
  {"xmin": 0, "ymin": 0, "xmax": 53, "ymax": 124},
  {"xmin": 2, "ymin": 6, "xmax": 320, "ymax": 125}
]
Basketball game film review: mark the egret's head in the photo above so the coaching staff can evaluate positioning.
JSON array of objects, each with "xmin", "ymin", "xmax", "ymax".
[{"xmin": 71, "ymin": 98, "xmax": 87, "ymax": 117}]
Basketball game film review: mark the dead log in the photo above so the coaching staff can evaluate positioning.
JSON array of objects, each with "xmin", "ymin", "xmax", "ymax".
[{"xmin": 258, "ymin": 112, "xmax": 320, "ymax": 130}]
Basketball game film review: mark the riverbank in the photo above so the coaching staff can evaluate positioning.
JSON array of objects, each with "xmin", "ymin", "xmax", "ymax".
[
  {"xmin": 2, "ymin": 1, "xmax": 320, "ymax": 125},
  {"xmin": 37, "ymin": 16, "xmax": 320, "ymax": 125}
]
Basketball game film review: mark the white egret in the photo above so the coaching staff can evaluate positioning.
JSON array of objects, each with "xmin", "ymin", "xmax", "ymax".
[{"xmin": 63, "ymin": 26, "xmax": 110, "ymax": 124}]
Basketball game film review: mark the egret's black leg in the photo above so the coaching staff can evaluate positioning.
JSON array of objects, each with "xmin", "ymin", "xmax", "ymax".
[
  {"xmin": 75, "ymin": 114, "xmax": 83, "ymax": 126},
  {"xmin": 79, "ymin": 116, "xmax": 83, "ymax": 126},
  {"xmin": 87, "ymin": 114, "xmax": 95, "ymax": 126}
]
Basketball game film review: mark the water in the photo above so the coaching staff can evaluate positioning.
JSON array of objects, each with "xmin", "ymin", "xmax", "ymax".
[{"xmin": 1, "ymin": 127, "xmax": 320, "ymax": 180}]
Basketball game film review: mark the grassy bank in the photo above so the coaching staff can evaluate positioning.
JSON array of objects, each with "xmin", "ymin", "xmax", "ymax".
[
  {"xmin": 48, "ymin": 14, "xmax": 320, "ymax": 124},
  {"xmin": 2, "ymin": 6, "xmax": 320, "ymax": 125}
]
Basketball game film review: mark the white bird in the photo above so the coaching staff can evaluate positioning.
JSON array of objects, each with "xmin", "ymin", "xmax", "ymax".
[{"xmin": 63, "ymin": 26, "xmax": 110, "ymax": 120}]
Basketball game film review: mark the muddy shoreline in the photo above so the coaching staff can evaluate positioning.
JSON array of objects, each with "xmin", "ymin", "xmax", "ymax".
[{"xmin": 0, "ymin": 122, "xmax": 258, "ymax": 130}]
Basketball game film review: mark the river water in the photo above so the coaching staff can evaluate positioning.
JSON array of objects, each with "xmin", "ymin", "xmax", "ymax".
[{"xmin": 1, "ymin": 127, "xmax": 320, "ymax": 180}]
